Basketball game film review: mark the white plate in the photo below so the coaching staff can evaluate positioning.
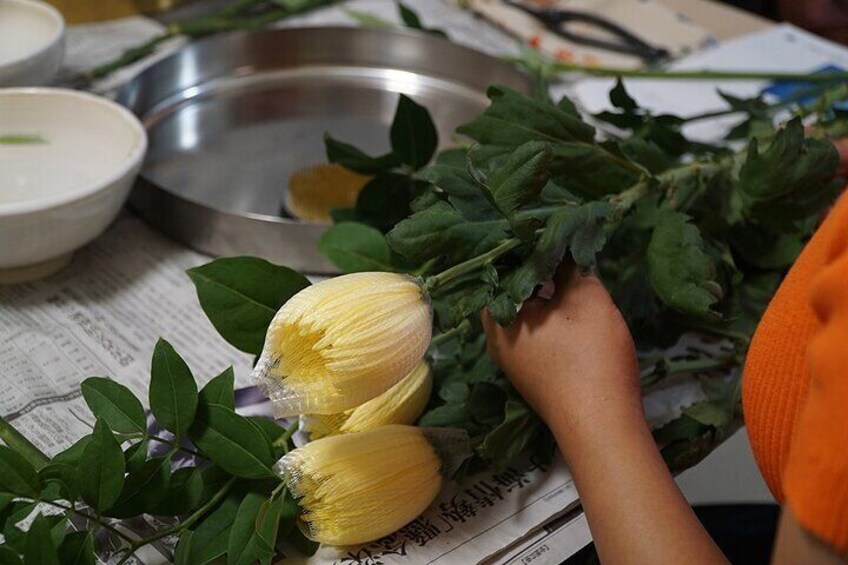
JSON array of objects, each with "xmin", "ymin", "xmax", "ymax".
[
  {"xmin": 0, "ymin": 89, "xmax": 147, "ymax": 282},
  {"xmin": 0, "ymin": 0, "xmax": 64, "ymax": 86}
]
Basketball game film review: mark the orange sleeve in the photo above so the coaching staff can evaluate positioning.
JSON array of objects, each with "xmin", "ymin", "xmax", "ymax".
[{"xmin": 783, "ymin": 196, "xmax": 848, "ymax": 556}]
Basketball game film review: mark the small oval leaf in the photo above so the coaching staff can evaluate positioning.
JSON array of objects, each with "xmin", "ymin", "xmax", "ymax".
[
  {"xmin": 81, "ymin": 377, "xmax": 146, "ymax": 435},
  {"xmin": 0, "ymin": 446, "xmax": 40, "ymax": 498},
  {"xmin": 188, "ymin": 405, "xmax": 275, "ymax": 479},
  {"xmin": 78, "ymin": 419, "xmax": 125, "ymax": 511},
  {"xmin": 150, "ymin": 339, "xmax": 199, "ymax": 436}
]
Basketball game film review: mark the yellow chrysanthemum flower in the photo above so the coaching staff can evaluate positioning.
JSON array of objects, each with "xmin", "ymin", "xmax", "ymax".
[
  {"xmin": 277, "ymin": 425, "xmax": 443, "ymax": 546},
  {"xmin": 302, "ymin": 361, "xmax": 433, "ymax": 439},
  {"xmin": 252, "ymin": 272, "xmax": 432, "ymax": 417}
]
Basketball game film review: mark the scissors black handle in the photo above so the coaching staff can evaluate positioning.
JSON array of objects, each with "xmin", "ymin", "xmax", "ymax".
[{"xmin": 504, "ymin": 0, "xmax": 670, "ymax": 64}]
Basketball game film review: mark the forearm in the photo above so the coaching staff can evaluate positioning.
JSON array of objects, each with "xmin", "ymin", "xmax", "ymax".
[{"xmin": 550, "ymin": 397, "xmax": 727, "ymax": 565}]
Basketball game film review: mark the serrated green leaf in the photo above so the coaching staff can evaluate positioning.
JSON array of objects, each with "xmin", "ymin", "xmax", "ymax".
[
  {"xmin": 318, "ymin": 222, "xmax": 393, "ymax": 272},
  {"xmin": 78, "ymin": 419, "xmax": 125, "ymax": 511},
  {"xmin": 682, "ymin": 401, "xmax": 730, "ymax": 428},
  {"xmin": 646, "ymin": 211, "xmax": 721, "ymax": 318},
  {"xmin": 199, "ymin": 367, "xmax": 235, "ymax": 411},
  {"xmin": 549, "ymin": 142, "xmax": 641, "ymax": 199},
  {"xmin": 104, "ymin": 456, "xmax": 171, "ymax": 518},
  {"xmin": 188, "ymin": 257, "xmax": 311, "ymax": 355},
  {"xmin": 324, "ymin": 133, "xmax": 401, "ymax": 175},
  {"xmin": 424, "ymin": 150, "xmax": 502, "ymax": 221},
  {"xmin": 481, "ymin": 141, "xmax": 551, "ymax": 235},
  {"xmin": 439, "ymin": 382, "xmax": 469, "ymax": 403},
  {"xmin": 25, "ymin": 514, "xmax": 59, "ymax": 565},
  {"xmin": 734, "ymin": 118, "xmax": 841, "ymax": 228},
  {"xmin": 457, "ymin": 86, "xmax": 594, "ymax": 161},
  {"xmin": 81, "ymin": 377, "xmax": 146, "ymax": 435},
  {"xmin": 479, "ymin": 401, "xmax": 540, "ymax": 469},
  {"xmin": 388, "ymin": 201, "xmax": 510, "ymax": 263},
  {"xmin": 57, "ymin": 531, "xmax": 94, "ymax": 565},
  {"xmin": 150, "ymin": 339, "xmax": 198, "ymax": 436},
  {"xmin": 468, "ymin": 383, "xmax": 507, "ymax": 426},
  {"xmin": 0, "ymin": 445, "xmax": 40, "ymax": 498},
  {"xmin": 418, "ymin": 403, "xmax": 471, "ymax": 427},
  {"xmin": 153, "ymin": 466, "xmax": 204, "ymax": 516},
  {"xmin": 227, "ymin": 491, "xmax": 283, "ymax": 565},
  {"xmin": 188, "ymin": 492, "xmax": 242, "ymax": 564},
  {"xmin": 390, "ymin": 95, "xmax": 438, "ymax": 170},
  {"xmin": 188, "ymin": 404, "xmax": 275, "ymax": 479},
  {"xmin": 0, "ymin": 547, "xmax": 21, "ymax": 565}
]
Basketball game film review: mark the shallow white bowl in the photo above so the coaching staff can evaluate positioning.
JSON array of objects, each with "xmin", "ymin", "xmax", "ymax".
[
  {"xmin": 0, "ymin": 0, "xmax": 65, "ymax": 86},
  {"xmin": 0, "ymin": 89, "xmax": 147, "ymax": 282}
]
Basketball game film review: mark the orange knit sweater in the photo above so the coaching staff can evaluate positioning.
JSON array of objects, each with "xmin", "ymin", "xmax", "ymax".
[{"xmin": 743, "ymin": 191, "xmax": 848, "ymax": 555}]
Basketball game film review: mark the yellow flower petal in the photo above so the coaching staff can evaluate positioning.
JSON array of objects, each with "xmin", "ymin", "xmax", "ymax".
[
  {"xmin": 252, "ymin": 272, "xmax": 432, "ymax": 417},
  {"xmin": 278, "ymin": 425, "xmax": 443, "ymax": 546},
  {"xmin": 303, "ymin": 361, "xmax": 433, "ymax": 439}
]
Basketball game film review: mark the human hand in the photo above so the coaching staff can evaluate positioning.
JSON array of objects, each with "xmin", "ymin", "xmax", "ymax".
[{"xmin": 482, "ymin": 262, "xmax": 643, "ymax": 442}]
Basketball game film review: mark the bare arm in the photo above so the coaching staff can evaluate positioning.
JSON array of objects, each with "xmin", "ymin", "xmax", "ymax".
[
  {"xmin": 483, "ymin": 264, "xmax": 726, "ymax": 564},
  {"xmin": 773, "ymin": 508, "xmax": 847, "ymax": 565}
]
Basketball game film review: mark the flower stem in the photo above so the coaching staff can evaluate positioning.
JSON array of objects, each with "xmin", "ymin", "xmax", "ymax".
[
  {"xmin": 0, "ymin": 415, "xmax": 49, "ymax": 470},
  {"xmin": 549, "ymin": 62, "xmax": 848, "ymax": 83},
  {"xmin": 430, "ymin": 320, "xmax": 472, "ymax": 347},
  {"xmin": 116, "ymin": 477, "xmax": 238, "ymax": 565},
  {"xmin": 39, "ymin": 500, "xmax": 136, "ymax": 545},
  {"xmin": 274, "ymin": 421, "xmax": 299, "ymax": 452},
  {"xmin": 641, "ymin": 355, "xmax": 736, "ymax": 389},
  {"xmin": 423, "ymin": 239, "xmax": 523, "ymax": 292}
]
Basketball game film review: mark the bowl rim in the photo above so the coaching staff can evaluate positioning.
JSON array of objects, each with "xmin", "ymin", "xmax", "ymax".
[
  {"xmin": 0, "ymin": 88, "xmax": 148, "ymax": 217},
  {"xmin": 0, "ymin": 0, "xmax": 65, "ymax": 69}
]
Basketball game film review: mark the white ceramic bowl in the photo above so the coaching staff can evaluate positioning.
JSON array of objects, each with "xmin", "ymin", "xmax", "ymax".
[
  {"xmin": 0, "ymin": 89, "xmax": 147, "ymax": 282},
  {"xmin": 0, "ymin": 0, "xmax": 65, "ymax": 87}
]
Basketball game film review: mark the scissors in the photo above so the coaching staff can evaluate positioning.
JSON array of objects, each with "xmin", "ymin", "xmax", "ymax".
[{"xmin": 503, "ymin": 0, "xmax": 670, "ymax": 65}]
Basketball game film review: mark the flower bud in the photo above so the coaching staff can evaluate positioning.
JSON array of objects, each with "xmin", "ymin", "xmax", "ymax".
[
  {"xmin": 277, "ymin": 425, "xmax": 444, "ymax": 546},
  {"xmin": 252, "ymin": 272, "xmax": 432, "ymax": 417},
  {"xmin": 302, "ymin": 361, "xmax": 433, "ymax": 439}
]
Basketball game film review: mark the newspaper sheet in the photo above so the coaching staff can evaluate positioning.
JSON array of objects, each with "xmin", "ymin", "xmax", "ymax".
[{"xmin": 0, "ymin": 215, "xmax": 586, "ymax": 565}]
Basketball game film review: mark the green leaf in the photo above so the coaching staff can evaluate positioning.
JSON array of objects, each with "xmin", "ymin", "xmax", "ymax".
[
  {"xmin": 0, "ymin": 547, "xmax": 21, "ymax": 565},
  {"xmin": 355, "ymin": 174, "xmax": 421, "ymax": 232},
  {"xmin": 481, "ymin": 141, "xmax": 551, "ymax": 234},
  {"xmin": 124, "ymin": 439, "xmax": 149, "ymax": 473},
  {"xmin": 479, "ymin": 401, "xmax": 540, "ymax": 469},
  {"xmin": 227, "ymin": 492, "xmax": 284, "ymax": 565},
  {"xmin": 103, "ymin": 456, "xmax": 171, "ymax": 518},
  {"xmin": 324, "ymin": 133, "xmax": 401, "ymax": 174},
  {"xmin": 150, "ymin": 339, "xmax": 199, "ymax": 436},
  {"xmin": 81, "ymin": 377, "xmax": 146, "ymax": 435},
  {"xmin": 549, "ymin": 142, "xmax": 641, "ymax": 199},
  {"xmin": 78, "ymin": 423, "xmax": 123, "ymax": 512},
  {"xmin": 388, "ymin": 201, "xmax": 510, "ymax": 263},
  {"xmin": 418, "ymin": 403, "xmax": 471, "ymax": 428},
  {"xmin": 199, "ymin": 367, "xmax": 235, "ymax": 411},
  {"xmin": 78, "ymin": 419, "xmax": 125, "ymax": 511},
  {"xmin": 457, "ymin": 86, "xmax": 595, "ymax": 160},
  {"xmin": 733, "ymin": 118, "xmax": 841, "ymax": 228},
  {"xmin": 0, "ymin": 445, "xmax": 40, "ymax": 498},
  {"xmin": 609, "ymin": 78, "xmax": 638, "ymax": 111},
  {"xmin": 646, "ymin": 211, "xmax": 721, "ymax": 318},
  {"xmin": 25, "ymin": 514, "xmax": 59, "ymax": 565},
  {"xmin": 289, "ymin": 527, "xmax": 320, "ymax": 557},
  {"xmin": 38, "ymin": 464, "xmax": 78, "ymax": 502},
  {"xmin": 187, "ymin": 257, "xmax": 311, "ymax": 355},
  {"xmin": 390, "ymin": 95, "xmax": 438, "ymax": 170},
  {"xmin": 188, "ymin": 492, "xmax": 242, "ymax": 564},
  {"xmin": 344, "ymin": 8, "xmax": 393, "ymax": 28},
  {"xmin": 188, "ymin": 404, "xmax": 275, "ymax": 479},
  {"xmin": 173, "ymin": 530, "xmax": 194, "ymax": 565},
  {"xmin": 683, "ymin": 401, "xmax": 730, "ymax": 428},
  {"xmin": 57, "ymin": 531, "xmax": 94, "ymax": 565},
  {"xmin": 153, "ymin": 466, "xmax": 204, "ymax": 516},
  {"xmin": 439, "ymin": 382, "xmax": 470, "ymax": 403},
  {"xmin": 425, "ymin": 150, "xmax": 502, "ymax": 221},
  {"xmin": 467, "ymin": 383, "xmax": 507, "ymax": 426},
  {"xmin": 52, "ymin": 436, "xmax": 92, "ymax": 466},
  {"xmin": 396, "ymin": 2, "xmax": 448, "ymax": 37},
  {"xmin": 318, "ymin": 222, "xmax": 393, "ymax": 272}
]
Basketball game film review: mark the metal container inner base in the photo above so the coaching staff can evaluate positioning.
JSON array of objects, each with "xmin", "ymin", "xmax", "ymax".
[{"xmin": 143, "ymin": 66, "xmax": 486, "ymax": 218}]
